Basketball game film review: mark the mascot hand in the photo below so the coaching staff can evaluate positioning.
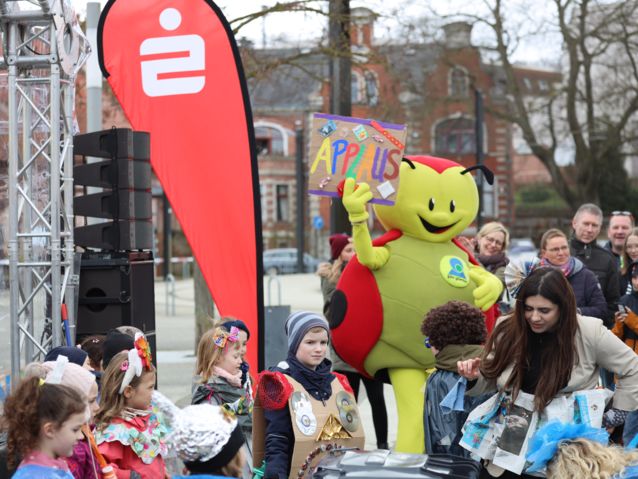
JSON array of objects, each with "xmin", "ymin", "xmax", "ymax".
[
  {"xmin": 469, "ymin": 268, "xmax": 503, "ymax": 311},
  {"xmin": 342, "ymin": 178, "xmax": 372, "ymax": 223}
]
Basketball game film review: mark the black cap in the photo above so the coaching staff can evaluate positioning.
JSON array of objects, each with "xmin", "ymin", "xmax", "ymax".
[{"xmin": 102, "ymin": 329, "xmax": 135, "ymax": 369}]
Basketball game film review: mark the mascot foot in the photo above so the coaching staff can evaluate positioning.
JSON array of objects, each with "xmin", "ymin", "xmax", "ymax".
[{"xmin": 388, "ymin": 368, "xmax": 429, "ymax": 454}]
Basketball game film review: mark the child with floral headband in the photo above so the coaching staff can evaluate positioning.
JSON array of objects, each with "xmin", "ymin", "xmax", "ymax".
[
  {"xmin": 93, "ymin": 333, "xmax": 168, "ymax": 479},
  {"xmin": 192, "ymin": 324, "xmax": 253, "ymax": 462}
]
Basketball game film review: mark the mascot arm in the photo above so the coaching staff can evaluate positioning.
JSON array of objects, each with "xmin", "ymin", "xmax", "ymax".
[
  {"xmin": 469, "ymin": 266, "xmax": 503, "ymax": 311},
  {"xmin": 342, "ymin": 178, "xmax": 389, "ymax": 270},
  {"xmin": 352, "ymin": 223, "xmax": 390, "ymax": 270}
]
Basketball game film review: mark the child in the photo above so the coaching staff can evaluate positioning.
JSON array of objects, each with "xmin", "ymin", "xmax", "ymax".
[
  {"xmin": 421, "ymin": 300, "xmax": 488, "ymax": 458},
  {"xmin": 94, "ymin": 333, "xmax": 168, "ymax": 479},
  {"xmin": 221, "ymin": 318, "xmax": 252, "ymax": 389},
  {"xmin": 257, "ymin": 311, "xmax": 364, "ymax": 479},
  {"xmin": 27, "ymin": 357, "xmax": 104, "ymax": 479},
  {"xmin": 614, "ymin": 263, "xmax": 638, "ymax": 446},
  {"xmin": 1, "ymin": 377, "xmax": 88, "ymax": 479},
  {"xmin": 192, "ymin": 324, "xmax": 253, "ymax": 439},
  {"xmin": 81, "ymin": 335, "xmax": 106, "ymax": 372},
  {"xmin": 45, "ymin": 346, "xmax": 92, "ymax": 370},
  {"xmin": 170, "ymin": 404, "xmax": 246, "ymax": 478},
  {"xmin": 547, "ymin": 438, "xmax": 638, "ymax": 478}
]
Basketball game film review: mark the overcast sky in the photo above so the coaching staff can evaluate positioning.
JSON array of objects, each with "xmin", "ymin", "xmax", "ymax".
[{"xmin": 71, "ymin": 0, "xmax": 562, "ymax": 66}]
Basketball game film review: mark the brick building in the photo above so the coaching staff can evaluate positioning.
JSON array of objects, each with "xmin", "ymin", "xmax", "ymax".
[
  {"xmin": 0, "ymin": 8, "xmax": 561, "ymax": 262},
  {"xmin": 249, "ymin": 9, "xmax": 562, "ymax": 257}
]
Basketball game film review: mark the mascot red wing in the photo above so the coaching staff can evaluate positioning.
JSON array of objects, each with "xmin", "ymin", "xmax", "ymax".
[{"xmin": 328, "ymin": 155, "xmax": 503, "ymax": 453}]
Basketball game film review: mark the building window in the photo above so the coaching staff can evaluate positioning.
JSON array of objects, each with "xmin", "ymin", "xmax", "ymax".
[
  {"xmin": 449, "ymin": 67, "xmax": 468, "ymax": 97},
  {"xmin": 538, "ymin": 79, "xmax": 549, "ymax": 91},
  {"xmin": 434, "ymin": 117, "xmax": 476, "ymax": 155},
  {"xmin": 351, "ymin": 72, "xmax": 362, "ymax": 104},
  {"xmin": 523, "ymin": 78, "xmax": 533, "ymax": 90},
  {"xmin": 254, "ymin": 126, "xmax": 284, "ymax": 155},
  {"xmin": 365, "ymin": 71, "xmax": 378, "ymax": 106},
  {"xmin": 276, "ymin": 184, "xmax": 290, "ymax": 222}
]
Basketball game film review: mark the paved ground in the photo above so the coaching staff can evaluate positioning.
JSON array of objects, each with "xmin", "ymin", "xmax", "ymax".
[{"xmin": 0, "ymin": 273, "xmax": 398, "ymax": 449}]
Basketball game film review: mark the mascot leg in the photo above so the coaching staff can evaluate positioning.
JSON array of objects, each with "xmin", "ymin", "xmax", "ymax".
[{"xmin": 388, "ymin": 368, "xmax": 429, "ymax": 453}]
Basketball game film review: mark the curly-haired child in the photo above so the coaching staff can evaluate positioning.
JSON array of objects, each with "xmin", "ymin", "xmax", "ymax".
[
  {"xmin": 421, "ymin": 300, "xmax": 488, "ymax": 458},
  {"xmin": 1, "ymin": 376, "xmax": 88, "ymax": 479},
  {"xmin": 25, "ymin": 357, "xmax": 107, "ymax": 479},
  {"xmin": 94, "ymin": 333, "xmax": 168, "ymax": 479},
  {"xmin": 192, "ymin": 324, "xmax": 253, "ymax": 439}
]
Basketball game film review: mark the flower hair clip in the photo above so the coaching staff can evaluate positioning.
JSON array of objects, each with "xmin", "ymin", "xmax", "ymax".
[
  {"xmin": 134, "ymin": 333, "xmax": 153, "ymax": 371},
  {"xmin": 212, "ymin": 326, "xmax": 240, "ymax": 349},
  {"xmin": 119, "ymin": 333, "xmax": 152, "ymax": 394}
]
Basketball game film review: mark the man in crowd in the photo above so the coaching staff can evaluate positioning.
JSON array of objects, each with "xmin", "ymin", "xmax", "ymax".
[
  {"xmin": 605, "ymin": 211, "xmax": 634, "ymax": 269},
  {"xmin": 570, "ymin": 204, "xmax": 620, "ymax": 390},
  {"xmin": 570, "ymin": 203, "xmax": 620, "ymax": 327}
]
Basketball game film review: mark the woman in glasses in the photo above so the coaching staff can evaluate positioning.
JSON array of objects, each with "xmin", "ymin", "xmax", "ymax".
[
  {"xmin": 538, "ymin": 228, "xmax": 607, "ymax": 320},
  {"xmin": 472, "ymin": 222, "xmax": 510, "ymax": 285}
]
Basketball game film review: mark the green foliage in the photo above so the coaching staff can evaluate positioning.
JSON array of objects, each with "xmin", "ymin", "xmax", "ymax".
[
  {"xmin": 516, "ymin": 184, "xmax": 568, "ymax": 208},
  {"xmin": 596, "ymin": 138, "xmax": 635, "ymax": 215}
]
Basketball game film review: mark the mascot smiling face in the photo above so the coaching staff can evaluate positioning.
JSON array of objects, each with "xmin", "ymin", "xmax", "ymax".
[
  {"xmin": 374, "ymin": 156, "xmax": 479, "ymax": 242},
  {"xmin": 329, "ymin": 154, "xmax": 502, "ymax": 454}
]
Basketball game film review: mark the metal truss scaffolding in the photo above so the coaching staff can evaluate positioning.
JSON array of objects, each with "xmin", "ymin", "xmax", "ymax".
[{"xmin": 0, "ymin": 0, "xmax": 88, "ymax": 384}]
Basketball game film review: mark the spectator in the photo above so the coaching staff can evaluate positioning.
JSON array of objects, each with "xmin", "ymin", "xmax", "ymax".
[
  {"xmin": 458, "ymin": 267, "xmax": 638, "ymax": 478},
  {"xmin": 539, "ymin": 229, "xmax": 607, "ymax": 320},
  {"xmin": 614, "ymin": 263, "xmax": 638, "ymax": 447},
  {"xmin": 473, "ymin": 222, "xmax": 510, "ymax": 285},
  {"xmin": 620, "ymin": 228, "xmax": 638, "ymax": 296},
  {"xmin": 318, "ymin": 233, "xmax": 388, "ymax": 450},
  {"xmin": 605, "ymin": 210, "xmax": 635, "ymax": 269},
  {"xmin": 569, "ymin": 203, "xmax": 619, "ymax": 327}
]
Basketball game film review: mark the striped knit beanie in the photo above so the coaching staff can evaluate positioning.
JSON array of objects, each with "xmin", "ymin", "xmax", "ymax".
[{"xmin": 285, "ymin": 311, "xmax": 329, "ymax": 354}]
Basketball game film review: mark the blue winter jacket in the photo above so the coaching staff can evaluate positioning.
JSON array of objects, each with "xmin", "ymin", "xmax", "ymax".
[
  {"xmin": 263, "ymin": 354, "xmax": 334, "ymax": 479},
  {"xmin": 566, "ymin": 258, "xmax": 608, "ymax": 320}
]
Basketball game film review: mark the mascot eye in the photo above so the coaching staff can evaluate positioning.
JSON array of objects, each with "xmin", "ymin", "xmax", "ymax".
[
  {"xmin": 450, "ymin": 200, "xmax": 456, "ymax": 213},
  {"xmin": 428, "ymin": 198, "xmax": 435, "ymax": 211}
]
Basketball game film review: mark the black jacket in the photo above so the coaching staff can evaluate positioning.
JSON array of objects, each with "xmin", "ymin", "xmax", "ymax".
[
  {"xmin": 264, "ymin": 355, "xmax": 335, "ymax": 479},
  {"xmin": 570, "ymin": 237, "xmax": 620, "ymax": 326}
]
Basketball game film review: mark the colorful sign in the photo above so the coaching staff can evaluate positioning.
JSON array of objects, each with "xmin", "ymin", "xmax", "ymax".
[
  {"xmin": 99, "ymin": 0, "xmax": 263, "ymax": 370},
  {"xmin": 308, "ymin": 113, "xmax": 407, "ymax": 205}
]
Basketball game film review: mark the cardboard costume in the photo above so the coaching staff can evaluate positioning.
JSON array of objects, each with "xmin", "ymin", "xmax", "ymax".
[
  {"xmin": 329, "ymin": 155, "xmax": 502, "ymax": 453},
  {"xmin": 253, "ymin": 371, "xmax": 365, "ymax": 479}
]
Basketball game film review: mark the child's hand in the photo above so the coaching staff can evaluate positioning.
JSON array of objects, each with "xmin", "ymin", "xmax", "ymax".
[{"xmin": 457, "ymin": 357, "xmax": 481, "ymax": 380}]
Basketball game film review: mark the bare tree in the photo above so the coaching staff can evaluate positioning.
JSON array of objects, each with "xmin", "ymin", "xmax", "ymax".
[{"xmin": 482, "ymin": 0, "xmax": 638, "ymax": 209}]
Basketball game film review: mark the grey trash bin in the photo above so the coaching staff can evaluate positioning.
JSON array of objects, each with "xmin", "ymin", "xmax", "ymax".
[{"xmin": 263, "ymin": 274, "xmax": 291, "ymax": 369}]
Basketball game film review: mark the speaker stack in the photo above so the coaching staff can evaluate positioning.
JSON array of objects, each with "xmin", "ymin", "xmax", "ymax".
[{"xmin": 73, "ymin": 128, "xmax": 156, "ymax": 356}]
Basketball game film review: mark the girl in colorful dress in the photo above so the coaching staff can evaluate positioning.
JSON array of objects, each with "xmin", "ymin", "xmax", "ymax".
[
  {"xmin": 94, "ymin": 333, "xmax": 168, "ymax": 479},
  {"xmin": 1, "ymin": 376, "xmax": 88, "ymax": 479}
]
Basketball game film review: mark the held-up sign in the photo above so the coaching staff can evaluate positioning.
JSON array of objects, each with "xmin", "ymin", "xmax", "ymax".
[{"xmin": 308, "ymin": 113, "xmax": 407, "ymax": 205}]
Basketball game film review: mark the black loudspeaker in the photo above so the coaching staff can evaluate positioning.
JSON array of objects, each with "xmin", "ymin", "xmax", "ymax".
[
  {"xmin": 73, "ymin": 128, "xmax": 152, "ymax": 251},
  {"xmin": 76, "ymin": 251, "xmax": 156, "ymax": 362}
]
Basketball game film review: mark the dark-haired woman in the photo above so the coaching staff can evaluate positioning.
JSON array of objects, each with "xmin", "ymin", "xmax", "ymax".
[{"xmin": 458, "ymin": 267, "xmax": 638, "ymax": 478}]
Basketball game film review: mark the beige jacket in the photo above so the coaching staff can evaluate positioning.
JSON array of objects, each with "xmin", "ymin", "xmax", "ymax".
[{"xmin": 469, "ymin": 314, "xmax": 638, "ymax": 411}]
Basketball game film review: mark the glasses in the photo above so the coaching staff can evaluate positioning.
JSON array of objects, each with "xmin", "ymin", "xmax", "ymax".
[
  {"xmin": 546, "ymin": 245, "xmax": 569, "ymax": 254},
  {"xmin": 483, "ymin": 236, "xmax": 504, "ymax": 248},
  {"xmin": 612, "ymin": 211, "xmax": 634, "ymax": 218}
]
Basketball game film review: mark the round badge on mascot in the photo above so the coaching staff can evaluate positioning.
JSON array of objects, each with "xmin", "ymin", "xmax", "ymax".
[{"xmin": 328, "ymin": 155, "xmax": 503, "ymax": 453}]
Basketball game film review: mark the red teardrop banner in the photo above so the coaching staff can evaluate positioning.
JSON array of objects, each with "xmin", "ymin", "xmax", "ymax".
[{"xmin": 98, "ymin": 0, "xmax": 264, "ymax": 370}]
